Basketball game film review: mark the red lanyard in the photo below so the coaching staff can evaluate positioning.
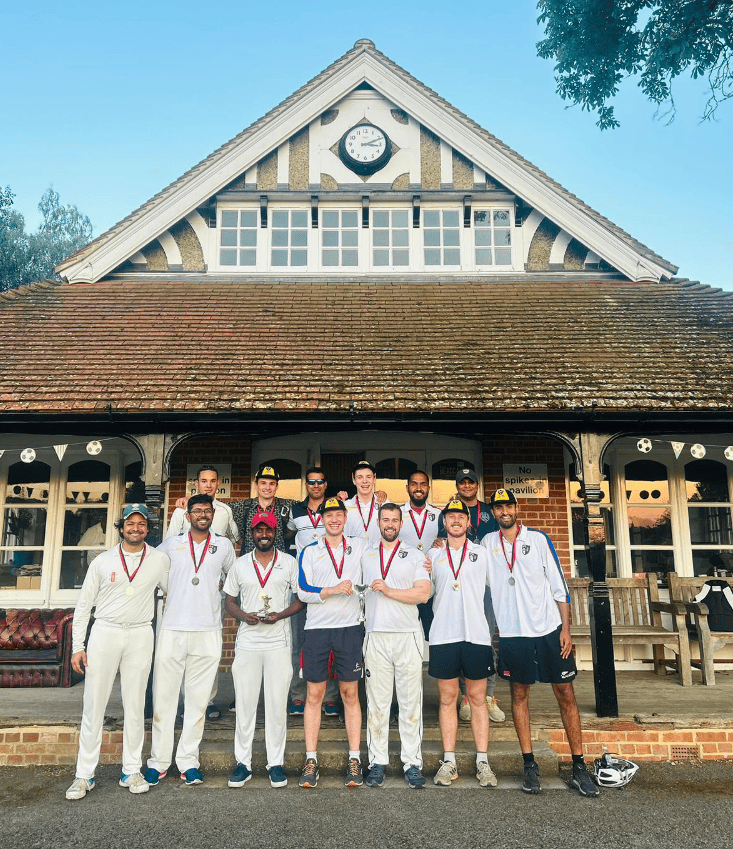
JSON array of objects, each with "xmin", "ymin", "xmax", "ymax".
[
  {"xmin": 471, "ymin": 504, "xmax": 481, "ymax": 534},
  {"xmin": 118, "ymin": 544, "xmax": 146, "ymax": 582},
  {"xmin": 189, "ymin": 533, "xmax": 211, "ymax": 575},
  {"xmin": 379, "ymin": 542, "xmax": 400, "ymax": 580},
  {"xmin": 501, "ymin": 527, "xmax": 521, "ymax": 574},
  {"xmin": 446, "ymin": 541, "xmax": 467, "ymax": 581},
  {"xmin": 325, "ymin": 539, "xmax": 346, "ymax": 578},
  {"xmin": 307, "ymin": 508, "xmax": 321, "ymax": 528},
  {"xmin": 356, "ymin": 497, "xmax": 375, "ymax": 532},
  {"xmin": 252, "ymin": 550, "xmax": 278, "ymax": 588},
  {"xmin": 408, "ymin": 508, "xmax": 428, "ymax": 540}
]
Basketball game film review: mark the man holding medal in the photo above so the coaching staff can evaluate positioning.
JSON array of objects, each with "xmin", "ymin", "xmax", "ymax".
[
  {"xmin": 481, "ymin": 488, "xmax": 599, "ymax": 797},
  {"xmin": 428, "ymin": 499, "xmax": 497, "ymax": 788},
  {"xmin": 224, "ymin": 511, "xmax": 302, "ymax": 788},
  {"xmin": 144, "ymin": 494, "xmax": 235, "ymax": 787},
  {"xmin": 361, "ymin": 503, "xmax": 431, "ymax": 789},
  {"xmin": 297, "ymin": 497, "xmax": 368, "ymax": 788},
  {"xmin": 66, "ymin": 504, "xmax": 170, "ymax": 800}
]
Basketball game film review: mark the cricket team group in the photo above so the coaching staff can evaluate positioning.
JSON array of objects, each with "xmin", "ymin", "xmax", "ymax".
[{"xmin": 65, "ymin": 459, "xmax": 600, "ymax": 800}]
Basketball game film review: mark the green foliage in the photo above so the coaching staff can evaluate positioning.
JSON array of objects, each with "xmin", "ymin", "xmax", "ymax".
[
  {"xmin": 536, "ymin": 0, "xmax": 733, "ymax": 128},
  {"xmin": 0, "ymin": 186, "xmax": 92, "ymax": 292}
]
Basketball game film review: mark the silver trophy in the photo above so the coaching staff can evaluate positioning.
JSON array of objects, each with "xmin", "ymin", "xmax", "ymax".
[
  {"xmin": 354, "ymin": 583, "xmax": 368, "ymax": 624},
  {"xmin": 257, "ymin": 593, "xmax": 272, "ymax": 620}
]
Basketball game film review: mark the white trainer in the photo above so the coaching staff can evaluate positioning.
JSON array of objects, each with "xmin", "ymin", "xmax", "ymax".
[
  {"xmin": 66, "ymin": 777, "xmax": 95, "ymax": 800},
  {"xmin": 487, "ymin": 696, "xmax": 506, "ymax": 723},
  {"xmin": 433, "ymin": 760, "xmax": 459, "ymax": 786},
  {"xmin": 119, "ymin": 772, "xmax": 151, "ymax": 794},
  {"xmin": 458, "ymin": 695, "xmax": 471, "ymax": 721},
  {"xmin": 476, "ymin": 761, "xmax": 498, "ymax": 787}
]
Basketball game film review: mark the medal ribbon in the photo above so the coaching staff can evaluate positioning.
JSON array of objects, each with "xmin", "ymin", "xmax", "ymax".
[
  {"xmin": 189, "ymin": 532, "xmax": 211, "ymax": 575},
  {"xmin": 118, "ymin": 544, "xmax": 146, "ymax": 583},
  {"xmin": 379, "ymin": 542, "xmax": 400, "ymax": 580},
  {"xmin": 307, "ymin": 508, "xmax": 321, "ymax": 528},
  {"xmin": 408, "ymin": 508, "xmax": 428, "ymax": 540},
  {"xmin": 252, "ymin": 550, "xmax": 278, "ymax": 588},
  {"xmin": 356, "ymin": 497, "xmax": 376, "ymax": 533},
  {"xmin": 500, "ymin": 525, "xmax": 522, "ymax": 574},
  {"xmin": 446, "ymin": 541, "xmax": 468, "ymax": 581},
  {"xmin": 325, "ymin": 538, "xmax": 346, "ymax": 579}
]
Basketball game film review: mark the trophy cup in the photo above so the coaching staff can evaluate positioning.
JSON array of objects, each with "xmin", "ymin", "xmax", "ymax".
[
  {"xmin": 257, "ymin": 593, "xmax": 272, "ymax": 620},
  {"xmin": 354, "ymin": 583, "xmax": 368, "ymax": 624}
]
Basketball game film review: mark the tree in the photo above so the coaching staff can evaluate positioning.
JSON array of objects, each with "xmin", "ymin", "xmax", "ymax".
[
  {"xmin": 0, "ymin": 186, "xmax": 92, "ymax": 293},
  {"xmin": 536, "ymin": 0, "xmax": 733, "ymax": 128}
]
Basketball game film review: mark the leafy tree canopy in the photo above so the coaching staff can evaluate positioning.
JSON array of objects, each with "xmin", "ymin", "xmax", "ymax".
[
  {"xmin": 536, "ymin": 0, "xmax": 733, "ymax": 128},
  {"xmin": 0, "ymin": 186, "xmax": 92, "ymax": 292}
]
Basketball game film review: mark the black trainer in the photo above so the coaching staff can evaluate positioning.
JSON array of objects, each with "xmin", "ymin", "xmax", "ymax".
[
  {"xmin": 522, "ymin": 761, "xmax": 541, "ymax": 794},
  {"xmin": 344, "ymin": 758, "xmax": 363, "ymax": 787},
  {"xmin": 572, "ymin": 761, "xmax": 600, "ymax": 797}
]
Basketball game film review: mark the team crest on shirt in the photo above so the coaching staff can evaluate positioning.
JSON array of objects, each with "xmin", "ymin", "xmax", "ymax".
[
  {"xmin": 469, "ymin": 552, "xmax": 477, "ymax": 562},
  {"xmin": 522, "ymin": 544, "xmax": 530, "ymax": 555},
  {"xmin": 428, "ymin": 512, "xmax": 436, "ymax": 521},
  {"xmin": 210, "ymin": 545, "xmax": 218, "ymax": 553},
  {"xmin": 398, "ymin": 550, "xmax": 408, "ymax": 558},
  {"xmin": 365, "ymin": 668, "xmax": 371, "ymax": 677},
  {"xmin": 346, "ymin": 546, "xmax": 352, "ymax": 555}
]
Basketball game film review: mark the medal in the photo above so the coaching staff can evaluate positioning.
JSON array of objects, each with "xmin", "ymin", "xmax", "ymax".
[
  {"xmin": 356, "ymin": 497, "xmax": 376, "ymax": 533},
  {"xmin": 192, "ymin": 577, "xmax": 200, "ymax": 586},
  {"xmin": 118, "ymin": 544, "xmax": 146, "ymax": 588},
  {"xmin": 125, "ymin": 586, "xmax": 135, "ymax": 596},
  {"xmin": 253, "ymin": 550, "xmax": 277, "ymax": 588},
  {"xmin": 189, "ymin": 532, "xmax": 211, "ymax": 585},
  {"xmin": 417, "ymin": 543, "xmax": 424, "ymax": 551},
  {"xmin": 446, "ymin": 540, "xmax": 467, "ymax": 588},
  {"xmin": 508, "ymin": 577, "xmax": 515, "ymax": 586},
  {"xmin": 408, "ymin": 507, "xmax": 428, "ymax": 545},
  {"xmin": 453, "ymin": 582, "xmax": 460, "ymax": 592},
  {"xmin": 312, "ymin": 532, "xmax": 319, "ymax": 540},
  {"xmin": 501, "ymin": 526, "xmax": 521, "ymax": 586}
]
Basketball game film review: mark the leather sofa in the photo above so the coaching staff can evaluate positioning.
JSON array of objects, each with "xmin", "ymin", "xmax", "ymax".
[{"xmin": 0, "ymin": 608, "xmax": 81, "ymax": 687}]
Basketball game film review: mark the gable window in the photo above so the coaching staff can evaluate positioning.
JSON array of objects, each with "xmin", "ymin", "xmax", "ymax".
[
  {"xmin": 474, "ymin": 209, "xmax": 512, "ymax": 266},
  {"xmin": 271, "ymin": 209, "xmax": 308, "ymax": 267},
  {"xmin": 423, "ymin": 209, "xmax": 460, "ymax": 266},
  {"xmin": 322, "ymin": 209, "xmax": 359, "ymax": 267},
  {"xmin": 220, "ymin": 209, "xmax": 257, "ymax": 267},
  {"xmin": 372, "ymin": 209, "xmax": 409, "ymax": 267}
]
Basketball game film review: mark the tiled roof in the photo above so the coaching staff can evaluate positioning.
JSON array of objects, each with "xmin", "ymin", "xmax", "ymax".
[{"xmin": 1, "ymin": 278, "xmax": 731, "ymax": 418}]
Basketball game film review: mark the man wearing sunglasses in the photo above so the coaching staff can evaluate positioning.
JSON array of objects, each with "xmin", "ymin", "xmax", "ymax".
[{"xmin": 285, "ymin": 467, "xmax": 339, "ymax": 715}]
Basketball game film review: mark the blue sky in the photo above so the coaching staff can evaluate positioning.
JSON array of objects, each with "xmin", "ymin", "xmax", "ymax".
[{"xmin": 2, "ymin": 1, "xmax": 730, "ymax": 288}]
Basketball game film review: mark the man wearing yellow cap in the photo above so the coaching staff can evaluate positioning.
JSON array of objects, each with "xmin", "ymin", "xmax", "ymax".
[{"xmin": 230, "ymin": 465, "xmax": 294, "ymax": 555}]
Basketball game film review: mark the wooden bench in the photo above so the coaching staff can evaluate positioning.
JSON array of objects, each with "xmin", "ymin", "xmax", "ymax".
[
  {"xmin": 667, "ymin": 573, "xmax": 733, "ymax": 686},
  {"xmin": 567, "ymin": 576, "xmax": 692, "ymax": 686}
]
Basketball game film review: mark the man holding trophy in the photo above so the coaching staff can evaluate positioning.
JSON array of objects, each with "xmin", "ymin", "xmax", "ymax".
[{"xmin": 223, "ymin": 511, "xmax": 302, "ymax": 788}]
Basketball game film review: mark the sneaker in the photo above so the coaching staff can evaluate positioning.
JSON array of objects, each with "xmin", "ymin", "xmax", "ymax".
[
  {"xmin": 323, "ymin": 700, "xmax": 340, "ymax": 716},
  {"xmin": 289, "ymin": 699, "xmax": 305, "ymax": 715},
  {"xmin": 181, "ymin": 767, "xmax": 204, "ymax": 785},
  {"xmin": 365, "ymin": 763, "xmax": 386, "ymax": 787},
  {"xmin": 299, "ymin": 758, "xmax": 319, "ymax": 788},
  {"xmin": 458, "ymin": 695, "xmax": 471, "ymax": 721},
  {"xmin": 476, "ymin": 761, "xmax": 498, "ymax": 787},
  {"xmin": 119, "ymin": 772, "xmax": 150, "ymax": 794},
  {"xmin": 66, "ymin": 777, "xmax": 94, "ymax": 800},
  {"xmin": 571, "ymin": 761, "xmax": 600, "ymax": 797},
  {"xmin": 433, "ymin": 760, "xmax": 458, "ymax": 786},
  {"xmin": 142, "ymin": 767, "xmax": 167, "ymax": 786},
  {"xmin": 228, "ymin": 700, "xmax": 236, "ymax": 712},
  {"xmin": 228, "ymin": 763, "xmax": 252, "ymax": 788},
  {"xmin": 487, "ymin": 696, "xmax": 506, "ymax": 723},
  {"xmin": 268, "ymin": 765, "xmax": 288, "ymax": 788},
  {"xmin": 344, "ymin": 757, "xmax": 363, "ymax": 787},
  {"xmin": 206, "ymin": 704, "xmax": 222, "ymax": 721},
  {"xmin": 404, "ymin": 765, "xmax": 426, "ymax": 789},
  {"xmin": 522, "ymin": 761, "xmax": 541, "ymax": 794}
]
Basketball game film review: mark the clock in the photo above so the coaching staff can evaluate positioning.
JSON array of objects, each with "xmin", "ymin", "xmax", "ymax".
[{"xmin": 338, "ymin": 123, "xmax": 392, "ymax": 176}]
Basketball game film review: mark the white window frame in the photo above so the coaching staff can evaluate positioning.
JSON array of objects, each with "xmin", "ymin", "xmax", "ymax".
[
  {"xmin": 421, "ymin": 206, "xmax": 463, "ymax": 270},
  {"xmin": 269, "ymin": 206, "xmax": 311, "ymax": 270},
  {"xmin": 319, "ymin": 206, "xmax": 362, "ymax": 270},
  {"xmin": 370, "ymin": 206, "xmax": 413, "ymax": 271},
  {"xmin": 217, "ymin": 207, "xmax": 259, "ymax": 270},
  {"xmin": 472, "ymin": 206, "xmax": 516, "ymax": 270}
]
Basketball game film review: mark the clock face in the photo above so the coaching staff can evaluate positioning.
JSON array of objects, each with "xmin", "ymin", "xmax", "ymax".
[{"xmin": 338, "ymin": 123, "xmax": 392, "ymax": 175}]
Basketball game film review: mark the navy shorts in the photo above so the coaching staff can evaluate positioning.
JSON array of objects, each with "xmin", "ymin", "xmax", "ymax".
[
  {"xmin": 302, "ymin": 625, "xmax": 363, "ymax": 682},
  {"xmin": 429, "ymin": 641, "xmax": 494, "ymax": 681},
  {"xmin": 498, "ymin": 626, "xmax": 577, "ymax": 685}
]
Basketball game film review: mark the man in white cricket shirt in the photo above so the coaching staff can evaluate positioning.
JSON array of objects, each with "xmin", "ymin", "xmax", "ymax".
[
  {"xmin": 361, "ymin": 503, "xmax": 431, "ymax": 789},
  {"xmin": 482, "ymin": 488, "xmax": 599, "ymax": 798},
  {"xmin": 297, "ymin": 497, "xmax": 367, "ymax": 788},
  {"xmin": 428, "ymin": 499, "xmax": 497, "ymax": 789},
  {"xmin": 143, "ymin": 494, "xmax": 235, "ymax": 787},
  {"xmin": 344, "ymin": 460, "xmax": 383, "ymax": 547},
  {"xmin": 65, "ymin": 503, "xmax": 170, "ymax": 800},
  {"xmin": 224, "ymin": 511, "xmax": 303, "ymax": 789}
]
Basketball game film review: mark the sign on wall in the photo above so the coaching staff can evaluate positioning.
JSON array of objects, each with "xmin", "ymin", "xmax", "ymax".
[
  {"xmin": 186, "ymin": 464, "xmax": 232, "ymax": 498},
  {"xmin": 502, "ymin": 464, "xmax": 549, "ymax": 499}
]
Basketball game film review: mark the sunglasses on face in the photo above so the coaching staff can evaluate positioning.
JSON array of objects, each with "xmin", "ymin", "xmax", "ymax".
[{"xmin": 306, "ymin": 479, "xmax": 326, "ymax": 486}]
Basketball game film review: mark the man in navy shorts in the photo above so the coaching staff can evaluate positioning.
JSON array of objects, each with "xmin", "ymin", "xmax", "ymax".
[{"xmin": 481, "ymin": 488, "xmax": 599, "ymax": 797}]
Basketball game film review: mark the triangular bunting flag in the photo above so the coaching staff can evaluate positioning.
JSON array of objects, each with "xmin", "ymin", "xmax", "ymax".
[
  {"xmin": 671, "ymin": 441, "xmax": 685, "ymax": 459},
  {"xmin": 0, "ymin": 450, "xmax": 4, "ymax": 459},
  {"xmin": 54, "ymin": 444, "xmax": 68, "ymax": 461}
]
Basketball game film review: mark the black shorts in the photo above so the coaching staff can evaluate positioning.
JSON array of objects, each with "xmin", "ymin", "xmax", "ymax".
[
  {"xmin": 498, "ymin": 626, "xmax": 577, "ymax": 685},
  {"xmin": 428, "ymin": 641, "xmax": 494, "ymax": 681},
  {"xmin": 302, "ymin": 625, "xmax": 363, "ymax": 683}
]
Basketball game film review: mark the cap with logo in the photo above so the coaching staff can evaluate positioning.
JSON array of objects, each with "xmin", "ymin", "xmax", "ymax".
[
  {"xmin": 352, "ymin": 460, "xmax": 376, "ymax": 476},
  {"xmin": 442, "ymin": 498, "xmax": 470, "ymax": 517},
  {"xmin": 251, "ymin": 511, "xmax": 278, "ymax": 529},
  {"xmin": 320, "ymin": 497, "xmax": 347, "ymax": 514},
  {"xmin": 122, "ymin": 503, "xmax": 148, "ymax": 520},
  {"xmin": 256, "ymin": 465, "xmax": 279, "ymax": 481},
  {"xmin": 490, "ymin": 488, "xmax": 518, "ymax": 507},
  {"xmin": 455, "ymin": 468, "xmax": 478, "ymax": 484}
]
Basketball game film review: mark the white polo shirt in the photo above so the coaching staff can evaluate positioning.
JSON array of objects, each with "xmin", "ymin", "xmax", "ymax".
[
  {"xmin": 399, "ymin": 503, "xmax": 440, "ymax": 552},
  {"xmin": 481, "ymin": 525, "xmax": 569, "ymax": 638},
  {"xmin": 287, "ymin": 499, "xmax": 327, "ymax": 556},
  {"xmin": 344, "ymin": 495, "xmax": 381, "ymax": 547},
  {"xmin": 428, "ymin": 539, "xmax": 491, "ymax": 646},
  {"xmin": 157, "ymin": 533, "xmax": 235, "ymax": 631},
  {"xmin": 165, "ymin": 499, "xmax": 239, "ymax": 544},
  {"xmin": 297, "ymin": 536, "xmax": 367, "ymax": 630},
  {"xmin": 223, "ymin": 548, "xmax": 298, "ymax": 650},
  {"xmin": 361, "ymin": 541, "xmax": 430, "ymax": 634}
]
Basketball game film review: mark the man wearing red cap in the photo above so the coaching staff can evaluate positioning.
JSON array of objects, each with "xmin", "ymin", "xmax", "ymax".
[{"xmin": 224, "ymin": 510, "xmax": 302, "ymax": 789}]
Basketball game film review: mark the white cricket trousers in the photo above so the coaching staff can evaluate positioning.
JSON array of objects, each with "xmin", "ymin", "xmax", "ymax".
[
  {"xmin": 232, "ymin": 644, "xmax": 292, "ymax": 769},
  {"xmin": 364, "ymin": 630, "xmax": 424, "ymax": 770},
  {"xmin": 75, "ymin": 620, "xmax": 154, "ymax": 779},
  {"xmin": 147, "ymin": 629, "xmax": 222, "ymax": 773}
]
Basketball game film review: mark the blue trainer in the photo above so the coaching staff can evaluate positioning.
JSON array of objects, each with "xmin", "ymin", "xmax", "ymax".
[
  {"xmin": 404, "ymin": 765, "xmax": 426, "ymax": 789},
  {"xmin": 366, "ymin": 764, "xmax": 386, "ymax": 787},
  {"xmin": 228, "ymin": 763, "xmax": 252, "ymax": 788},
  {"xmin": 268, "ymin": 765, "xmax": 288, "ymax": 788},
  {"xmin": 181, "ymin": 768, "xmax": 204, "ymax": 785},
  {"xmin": 142, "ymin": 768, "xmax": 167, "ymax": 786}
]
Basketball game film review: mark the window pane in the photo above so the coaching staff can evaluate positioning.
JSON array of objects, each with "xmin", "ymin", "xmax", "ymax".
[
  {"xmin": 63, "ymin": 508, "xmax": 108, "ymax": 547},
  {"xmin": 688, "ymin": 506, "xmax": 733, "ymax": 545},
  {"xmin": 239, "ymin": 249, "xmax": 256, "ymax": 265},
  {"xmin": 692, "ymin": 549, "xmax": 733, "ymax": 577},
  {"xmin": 443, "ymin": 229, "xmax": 460, "ymax": 247},
  {"xmin": 2, "ymin": 507, "xmax": 47, "ymax": 547},
  {"xmin": 6, "ymin": 461, "xmax": 51, "ymax": 503},
  {"xmin": 240, "ymin": 230, "xmax": 256, "ymax": 247},
  {"xmin": 573, "ymin": 548, "xmax": 617, "ymax": 579},
  {"xmin": 425, "ymin": 249, "xmax": 441, "ymax": 265},
  {"xmin": 686, "ymin": 459, "xmax": 730, "ymax": 502},
  {"xmin": 494, "ymin": 229, "xmax": 511, "ymax": 246},
  {"xmin": 625, "ymin": 460, "xmax": 670, "ymax": 503},
  {"xmin": 393, "ymin": 250, "xmax": 409, "ymax": 266},
  {"xmin": 494, "ymin": 210, "xmax": 510, "ymax": 226},
  {"xmin": 322, "ymin": 231, "xmax": 339, "ymax": 247},
  {"xmin": 271, "ymin": 250, "xmax": 288, "ymax": 266},
  {"xmin": 476, "ymin": 248, "xmax": 492, "ymax": 265},
  {"xmin": 444, "ymin": 249, "xmax": 460, "ymax": 265},
  {"xmin": 291, "ymin": 230, "xmax": 307, "ymax": 247},
  {"xmin": 342, "ymin": 230, "xmax": 358, "ymax": 247},
  {"xmin": 629, "ymin": 549, "xmax": 675, "ymax": 578},
  {"xmin": 373, "ymin": 230, "xmax": 389, "ymax": 247},
  {"xmin": 220, "ymin": 249, "xmax": 237, "ymax": 265},
  {"xmin": 322, "ymin": 210, "xmax": 339, "ymax": 228},
  {"xmin": 424, "ymin": 229, "xmax": 440, "ymax": 247},
  {"xmin": 628, "ymin": 507, "xmax": 672, "ymax": 545},
  {"xmin": 473, "ymin": 211, "xmax": 489, "ymax": 226},
  {"xmin": 271, "ymin": 229, "xmax": 288, "ymax": 247},
  {"xmin": 423, "ymin": 210, "xmax": 440, "ymax": 227},
  {"xmin": 342, "ymin": 210, "xmax": 359, "ymax": 228},
  {"xmin": 221, "ymin": 211, "xmax": 237, "ymax": 227},
  {"xmin": 240, "ymin": 210, "xmax": 257, "ymax": 227},
  {"xmin": 291, "ymin": 210, "xmax": 308, "ymax": 228},
  {"xmin": 443, "ymin": 210, "xmax": 460, "ymax": 227},
  {"xmin": 475, "ymin": 230, "xmax": 492, "ymax": 246},
  {"xmin": 220, "ymin": 230, "xmax": 237, "ymax": 246},
  {"xmin": 271, "ymin": 210, "xmax": 288, "ymax": 228},
  {"xmin": 572, "ymin": 505, "xmax": 615, "ymax": 546},
  {"xmin": 392, "ymin": 210, "xmax": 409, "ymax": 227},
  {"xmin": 495, "ymin": 248, "xmax": 512, "ymax": 265},
  {"xmin": 373, "ymin": 210, "xmax": 389, "ymax": 228},
  {"xmin": 373, "ymin": 250, "xmax": 389, "ymax": 266},
  {"xmin": 0, "ymin": 550, "xmax": 44, "ymax": 592},
  {"xmin": 291, "ymin": 250, "xmax": 307, "ymax": 266},
  {"xmin": 373, "ymin": 457, "xmax": 418, "ymax": 503},
  {"xmin": 342, "ymin": 250, "xmax": 358, "ymax": 266},
  {"xmin": 392, "ymin": 229, "xmax": 408, "ymax": 247},
  {"xmin": 322, "ymin": 250, "xmax": 339, "ymax": 266},
  {"xmin": 66, "ymin": 460, "xmax": 110, "ymax": 505}
]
